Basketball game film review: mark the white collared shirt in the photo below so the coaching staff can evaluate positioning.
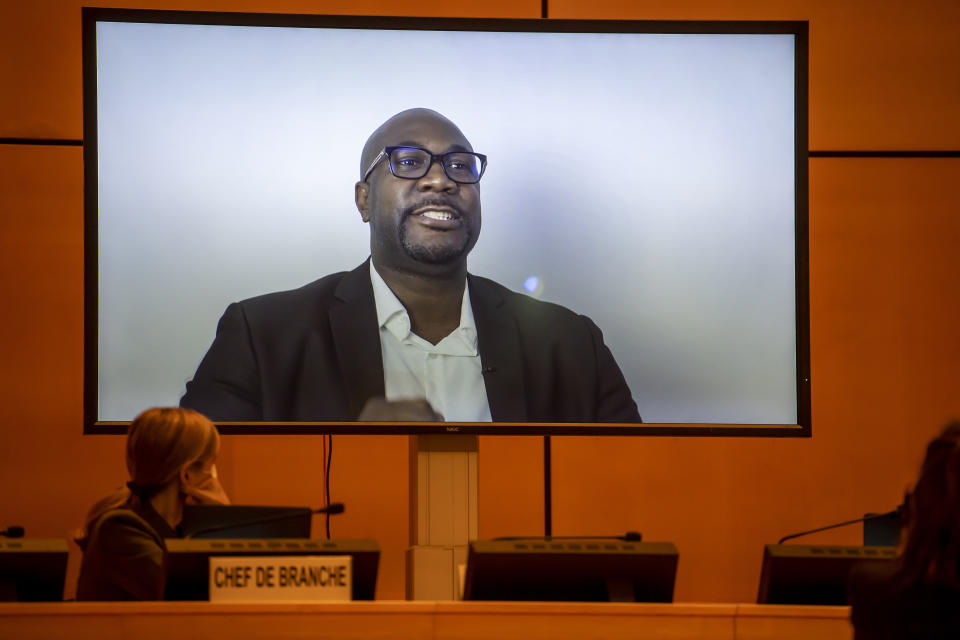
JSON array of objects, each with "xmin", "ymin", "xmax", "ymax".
[{"xmin": 369, "ymin": 262, "xmax": 492, "ymax": 422}]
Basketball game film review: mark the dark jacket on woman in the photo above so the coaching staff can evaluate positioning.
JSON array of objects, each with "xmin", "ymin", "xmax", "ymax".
[
  {"xmin": 76, "ymin": 502, "xmax": 176, "ymax": 601},
  {"xmin": 849, "ymin": 560, "xmax": 960, "ymax": 640}
]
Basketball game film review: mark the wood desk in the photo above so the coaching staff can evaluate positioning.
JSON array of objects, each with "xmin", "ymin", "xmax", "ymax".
[{"xmin": 0, "ymin": 601, "xmax": 851, "ymax": 640}]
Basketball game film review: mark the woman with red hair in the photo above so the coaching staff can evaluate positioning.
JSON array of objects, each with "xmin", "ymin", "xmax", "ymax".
[{"xmin": 76, "ymin": 407, "xmax": 229, "ymax": 600}]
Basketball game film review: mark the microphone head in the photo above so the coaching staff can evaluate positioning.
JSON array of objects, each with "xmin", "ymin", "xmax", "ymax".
[
  {"xmin": 323, "ymin": 503, "xmax": 346, "ymax": 515},
  {"xmin": 1, "ymin": 526, "xmax": 25, "ymax": 538}
]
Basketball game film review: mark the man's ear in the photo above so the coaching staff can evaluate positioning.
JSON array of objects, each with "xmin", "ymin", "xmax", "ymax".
[{"xmin": 355, "ymin": 181, "xmax": 371, "ymax": 223}]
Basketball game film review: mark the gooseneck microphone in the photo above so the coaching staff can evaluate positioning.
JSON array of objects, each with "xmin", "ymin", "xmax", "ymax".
[
  {"xmin": 185, "ymin": 503, "xmax": 345, "ymax": 539},
  {"xmin": 778, "ymin": 507, "xmax": 901, "ymax": 544},
  {"xmin": 1, "ymin": 526, "xmax": 25, "ymax": 538}
]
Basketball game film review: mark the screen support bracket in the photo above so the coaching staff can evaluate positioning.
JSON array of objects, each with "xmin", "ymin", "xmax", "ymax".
[{"xmin": 405, "ymin": 434, "xmax": 478, "ymax": 600}]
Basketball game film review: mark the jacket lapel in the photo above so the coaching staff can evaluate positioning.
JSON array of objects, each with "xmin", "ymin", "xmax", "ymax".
[
  {"xmin": 468, "ymin": 275, "xmax": 528, "ymax": 421},
  {"xmin": 328, "ymin": 260, "xmax": 385, "ymax": 420}
]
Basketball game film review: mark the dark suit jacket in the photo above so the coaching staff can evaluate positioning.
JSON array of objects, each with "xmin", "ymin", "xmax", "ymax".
[
  {"xmin": 76, "ymin": 503, "xmax": 176, "ymax": 601},
  {"xmin": 181, "ymin": 260, "xmax": 640, "ymax": 422}
]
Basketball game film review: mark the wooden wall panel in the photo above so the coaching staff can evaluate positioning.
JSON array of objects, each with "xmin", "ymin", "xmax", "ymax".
[
  {"xmin": 478, "ymin": 436, "xmax": 544, "ymax": 539},
  {"xmin": 0, "ymin": 144, "xmax": 113, "ymax": 598},
  {"xmin": 0, "ymin": 0, "xmax": 541, "ymax": 140},
  {"xmin": 550, "ymin": 0, "xmax": 960, "ymax": 151},
  {"xmin": 551, "ymin": 157, "xmax": 960, "ymax": 602},
  {"xmin": 0, "ymin": 145, "xmax": 95, "ymax": 537}
]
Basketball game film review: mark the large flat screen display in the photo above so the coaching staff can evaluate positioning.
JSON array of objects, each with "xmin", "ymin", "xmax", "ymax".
[{"xmin": 83, "ymin": 9, "xmax": 809, "ymax": 435}]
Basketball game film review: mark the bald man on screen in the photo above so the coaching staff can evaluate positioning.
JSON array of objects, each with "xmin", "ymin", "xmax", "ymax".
[{"xmin": 181, "ymin": 108, "xmax": 640, "ymax": 423}]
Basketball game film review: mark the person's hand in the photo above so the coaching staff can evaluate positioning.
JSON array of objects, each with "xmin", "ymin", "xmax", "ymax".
[
  {"xmin": 182, "ymin": 464, "xmax": 230, "ymax": 505},
  {"xmin": 358, "ymin": 397, "xmax": 444, "ymax": 422}
]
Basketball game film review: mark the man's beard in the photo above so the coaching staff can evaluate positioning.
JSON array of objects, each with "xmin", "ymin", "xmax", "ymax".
[{"xmin": 398, "ymin": 203, "xmax": 474, "ymax": 265}]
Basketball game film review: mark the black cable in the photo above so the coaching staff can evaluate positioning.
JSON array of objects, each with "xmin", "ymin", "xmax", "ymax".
[
  {"xmin": 0, "ymin": 138, "xmax": 83, "ymax": 146},
  {"xmin": 325, "ymin": 434, "xmax": 333, "ymax": 539},
  {"xmin": 808, "ymin": 150, "xmax": 960, "ymax": 158},
  {"xmin": 544, "ymin": 435, "xmax": 552, "ymax": 537}
]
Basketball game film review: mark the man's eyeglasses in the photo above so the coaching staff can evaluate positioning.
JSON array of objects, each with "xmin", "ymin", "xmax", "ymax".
[{"xmin": 362, "ymin": 146, "xmax": 487, "ymax": 184}]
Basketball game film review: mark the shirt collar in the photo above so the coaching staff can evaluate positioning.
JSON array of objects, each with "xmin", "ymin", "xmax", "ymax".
[{"xmin": 369, "ymin": 261, "xmax": 478, "ymax": 354}]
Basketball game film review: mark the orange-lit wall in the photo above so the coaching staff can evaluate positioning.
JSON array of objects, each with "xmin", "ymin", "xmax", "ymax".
[{"xmin": 1, "ymin": 0, "xmax": 958, "ymax": 603}]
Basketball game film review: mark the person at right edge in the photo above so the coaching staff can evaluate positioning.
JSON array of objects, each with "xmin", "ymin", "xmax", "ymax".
[
  {"xmin": 75, "ymin": 407, "xmax": 229, "ymax": 600},
  {"xmin": 849, "ymin": 421, "xmax": 960, "ymax": 638}
]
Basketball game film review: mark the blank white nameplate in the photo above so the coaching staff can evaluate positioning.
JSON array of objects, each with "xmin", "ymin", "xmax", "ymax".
[{"xmin": 209, "ymin": 555, "xmax": 352, "ymax": 602}]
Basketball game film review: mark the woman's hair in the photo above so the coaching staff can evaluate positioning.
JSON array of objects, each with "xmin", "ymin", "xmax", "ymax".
[
  {"xmin": 898, "ymin": 421, "xmax": 960, "ymax": 587},
  {"xmin": 77, "ymin": 407, "xmax": 219, "ymax": 545}
]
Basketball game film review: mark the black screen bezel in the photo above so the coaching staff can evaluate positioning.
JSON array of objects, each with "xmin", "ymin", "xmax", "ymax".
[{"xmin": 82, "ymin": 8, "xmax": 810, "ymax": 437}]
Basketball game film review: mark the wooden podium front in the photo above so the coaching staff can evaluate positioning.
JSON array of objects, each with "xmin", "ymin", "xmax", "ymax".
[{"xmin": 0, "ymin": 601, "xmax": 851, "ymax": 640}]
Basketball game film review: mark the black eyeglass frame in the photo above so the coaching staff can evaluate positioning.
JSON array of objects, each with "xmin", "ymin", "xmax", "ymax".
[{"xmin": 362, "ymin": 146, "xmax": 488, "ymax": 184}]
